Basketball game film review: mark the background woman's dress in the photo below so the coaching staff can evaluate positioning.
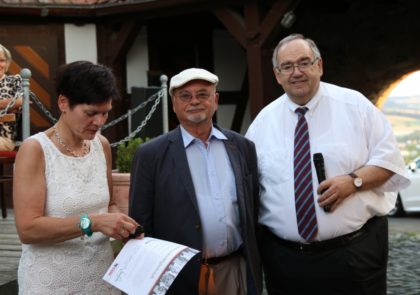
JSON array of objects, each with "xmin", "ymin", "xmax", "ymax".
[{"xmin": 0, "ymin": 74, "xmax": 21, "ymax": 150}]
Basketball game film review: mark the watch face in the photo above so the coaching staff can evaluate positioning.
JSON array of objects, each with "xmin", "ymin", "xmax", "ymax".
[
  {"xmin": 354, "ymin": 178, "xmax": 363, "ymax": 187},
  {"xmin": 80, "ymin": 218, "xmax": 91, "ymax": 229}
]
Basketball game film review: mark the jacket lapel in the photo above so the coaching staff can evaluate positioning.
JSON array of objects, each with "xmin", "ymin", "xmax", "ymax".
[
  {"xmin": 222, "ymin": 131, "xmax": 247, "ymax": 229},
  {"xmin": 168, "ymin": 127, "xmax": 200, "ymax": 213}
]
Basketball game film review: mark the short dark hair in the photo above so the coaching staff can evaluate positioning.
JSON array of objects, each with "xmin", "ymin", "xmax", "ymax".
[{"xmin": 55, "ymin": 61, "xmax": 120, "ymax": 108}]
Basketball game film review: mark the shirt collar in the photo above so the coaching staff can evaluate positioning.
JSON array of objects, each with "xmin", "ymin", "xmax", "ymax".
[
  {"xmin": 180, "ymin": 125, "xmax": 227, "ymax": 148},
  {"xmin": 285, "ymin": 83, "xmax": 323, "ymax": 116}
]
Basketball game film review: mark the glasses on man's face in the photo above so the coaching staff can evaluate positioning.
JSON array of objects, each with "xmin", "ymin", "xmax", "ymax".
[
  {"xmin": 276, "ymin": 58, "xmax": 319, "ymax": 75},
  {"xmin": 176, "ymin": 91, "xmax": 213, "ymax": 103}
]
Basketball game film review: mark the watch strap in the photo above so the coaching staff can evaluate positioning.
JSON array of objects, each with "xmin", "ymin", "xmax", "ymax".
[
  {"xmin": 348, "ymin": 172, "xmax": 358, "ymax": 179},
  {"xmin": 348, "ymin": 172, "xmax": 362, "ymax": 188},
  {"xmin": 79, "ymin": 213, "xmax": 93, "ymax": 237}
]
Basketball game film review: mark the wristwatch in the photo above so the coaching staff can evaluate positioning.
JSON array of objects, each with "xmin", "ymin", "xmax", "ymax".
[
  {"xmin": 79, "ymin": 213, "xmax": 93, "ymax": 237},
  {"xmin": 349, "ymin": 172, "xmax": 363, "ymax": 189}
]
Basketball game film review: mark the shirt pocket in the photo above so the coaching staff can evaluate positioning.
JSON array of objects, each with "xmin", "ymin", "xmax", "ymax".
[
  {"xmin": 315, "ymin": 143, "xmax": 352, "ymax": 177},
  {"xmin": 258, "ymin": 148, "xmax": 291, "ymax": 185}
]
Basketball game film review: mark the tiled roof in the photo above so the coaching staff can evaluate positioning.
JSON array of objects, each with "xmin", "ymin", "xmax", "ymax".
[
  {"xmin": 0, "ymin": 0, "xmax": 127, "ymax": 4},
  {"xmin": 0, "ymin": 0, "xmax": 200, "ymax": 17}
]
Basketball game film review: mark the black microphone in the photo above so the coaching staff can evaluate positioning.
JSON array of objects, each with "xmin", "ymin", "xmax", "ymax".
[{"xmin": 313, "ymin": 153, "xmax": 331, "ymax": 212}]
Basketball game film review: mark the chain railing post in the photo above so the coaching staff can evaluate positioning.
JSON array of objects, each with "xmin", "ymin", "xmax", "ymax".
[
  {"xmin": 21, "ymin": 68, "xmax": 32, "ymax": 140},
  {"xmin": 160, "ymin": 75, "xmax": 169, "ymax": 133}
]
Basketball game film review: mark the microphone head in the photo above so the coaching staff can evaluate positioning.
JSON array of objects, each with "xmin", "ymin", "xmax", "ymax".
[{"xmin": 313, "ymin": 153, "xmax": 324, "ymax": 163}]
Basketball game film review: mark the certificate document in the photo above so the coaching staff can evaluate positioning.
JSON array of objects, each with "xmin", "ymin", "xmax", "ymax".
[{"xmin": 103, "ymin": 237, "xmax": 199, "ymax": 295}]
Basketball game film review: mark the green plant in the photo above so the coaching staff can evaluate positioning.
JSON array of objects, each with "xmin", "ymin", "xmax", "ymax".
[{"xmin": 115, "ymin": 137, "xmax": 149, "ymax": 173}]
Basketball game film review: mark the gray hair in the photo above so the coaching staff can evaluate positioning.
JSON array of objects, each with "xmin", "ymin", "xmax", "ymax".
[
  {"xmin": 272, "ymin": 34, "xmax": 322, "ymax": 68},
  {"xmin": 0, "ymin": 44, "xmax": 12, "ymax": 62}
]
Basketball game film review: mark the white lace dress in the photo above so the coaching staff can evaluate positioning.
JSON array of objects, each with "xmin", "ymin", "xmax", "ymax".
[{"xmin": 17, "ymin": 132, "xmax": 120, "ymax": 295}]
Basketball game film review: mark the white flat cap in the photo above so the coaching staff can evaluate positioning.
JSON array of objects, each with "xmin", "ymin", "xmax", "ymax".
[{"xmin": 169, "ymin": 68, "xmax": 219, "ymax": 96}]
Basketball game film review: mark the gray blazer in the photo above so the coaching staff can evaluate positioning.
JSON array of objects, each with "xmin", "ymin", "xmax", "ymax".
[{"xmin": 129, "ymin": 125, "xmax": 262, "ymax": 294}]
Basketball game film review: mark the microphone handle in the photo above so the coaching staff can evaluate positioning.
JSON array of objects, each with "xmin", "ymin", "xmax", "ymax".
[{"xmin": 313, "ymin": 153, "xmax": 331, "ymax": 212}]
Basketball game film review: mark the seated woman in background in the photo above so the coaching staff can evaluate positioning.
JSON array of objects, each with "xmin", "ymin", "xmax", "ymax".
[{"xmin": 0, "ymin": 43, "xmax": 23, "ymax": 151}]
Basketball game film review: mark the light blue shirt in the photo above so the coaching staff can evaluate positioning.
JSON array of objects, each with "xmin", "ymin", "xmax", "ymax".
[{"xmin": 181, "ymin": 125, "xmax": 242, "ymax": 258}]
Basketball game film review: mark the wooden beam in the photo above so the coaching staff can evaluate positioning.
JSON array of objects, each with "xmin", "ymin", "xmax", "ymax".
[
  {"xmin": 217, "ymin": 90, "xmax": 248, "ymax": 132},
  {"xmin": 214, "ymin": 0, "xmax": 295, "ymax": 48},
  {"xmin": 213, "ymin": 8, "xmax": 246, "ymax": 48},
  {"xmin": 246, "ymin": 44, "xmax": 266, "ymax": 117},
  {"xmin": 244, "ymin": 2, "xmax": 260, "ymax": 43},
  {"xmin": 96, "ymin": 22, "xmax": 129, "ymax": 147},
  {"xmin": 106, "ymin": 20, "xmax": 143, "ymax": 65},
  {"xmin": 259, "ymin": 0, "xmax": 293, "ymax": 46},
  {"xmin": 213, "ymin": 1, "xmax": 297, "ymax": 117}
]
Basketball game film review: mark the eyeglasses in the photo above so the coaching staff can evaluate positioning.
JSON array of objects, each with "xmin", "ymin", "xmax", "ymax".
[
  {"xmin": 176, "ymin": 92, "xmax": 213, "ymax": 103},
  {"xmin": 276, "ymin": 58, "xmax": 319, "ymax": 74}
]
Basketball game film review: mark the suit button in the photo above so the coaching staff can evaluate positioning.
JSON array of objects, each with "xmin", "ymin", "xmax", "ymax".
[{"xmin": 195, "ymin": 224, "xmax": 201, "ymax": 230}]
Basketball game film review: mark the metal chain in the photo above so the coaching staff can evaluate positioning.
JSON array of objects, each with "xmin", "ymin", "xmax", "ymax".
[
  {"xmin": 29, "ymin": 90, "xmax": 162, "ymax": 127},
  {"xmin": 110, "ymin": 94, "xmax": 161, "ymax": 147},
  {"xmin": 101, "ymin": 90, "xmax": 162, "ymax": 130},
  {"xmin": 9, "ymin": 86, "xmax": 163, "ymax": 148},
  {"xmin": 0, "ymin": 90, "xmax": 20, "ymax": 117},
  {"xmin": 30, "ymin": 91, "xmax": 58, "ymax": 123}
]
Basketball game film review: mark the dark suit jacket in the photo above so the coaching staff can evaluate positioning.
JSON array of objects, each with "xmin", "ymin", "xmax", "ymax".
[{"xmin": 129, "ymin": 125, "xmax": 262, "ymax": 294}]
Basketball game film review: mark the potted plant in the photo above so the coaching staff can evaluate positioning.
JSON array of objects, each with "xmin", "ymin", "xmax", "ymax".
[{"xmin": 112, "ymin": 137, "xmax": 149, "ymax": 215}]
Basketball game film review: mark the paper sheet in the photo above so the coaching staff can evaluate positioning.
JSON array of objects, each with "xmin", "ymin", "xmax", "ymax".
[{"xmin": 103, "ymin": 237, "xmax": 199, "ymax": 295}]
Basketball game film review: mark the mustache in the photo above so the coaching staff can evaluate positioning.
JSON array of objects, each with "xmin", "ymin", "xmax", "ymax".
[
  {"xmin": 290, "ymin": 78, "xmax": 307, "ymax": 83},
  {"xmin": 186, "ymin": 107, "xmax": 205, "ymax": 112}
]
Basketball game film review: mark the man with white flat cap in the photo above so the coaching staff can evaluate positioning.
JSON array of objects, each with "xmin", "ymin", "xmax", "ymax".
[{"xmin": 129, "ymin": 68, "xmax": 262, "ymax": 295}]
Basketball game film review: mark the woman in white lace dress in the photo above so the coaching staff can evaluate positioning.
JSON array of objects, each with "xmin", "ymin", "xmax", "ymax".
[{"xmin": 13, "ymin": 61, "xmax": 139, "ymax": 294}]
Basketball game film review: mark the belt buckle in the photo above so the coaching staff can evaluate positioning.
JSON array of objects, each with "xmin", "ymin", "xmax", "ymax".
[
  {"xmin": 298, "ymin": 243, "xmax": 308, "ymax": 254},
  {"xmin": 298, "ymin": 243, "xmax": 314, "ymax": 254}
]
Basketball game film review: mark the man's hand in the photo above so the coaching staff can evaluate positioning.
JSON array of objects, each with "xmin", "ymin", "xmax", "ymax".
[
  {"xmin": 316, "ymin": 165, "xmax": 394, "ymax": 212},
  {"xmin": 317, "ymin": 175, "xmax": 356, "ymax": 212}
]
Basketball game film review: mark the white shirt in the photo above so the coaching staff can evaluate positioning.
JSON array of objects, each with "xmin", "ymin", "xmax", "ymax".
[{"xmin": 246, "ymin": 82, "xmax": 410, "ymax": 242}]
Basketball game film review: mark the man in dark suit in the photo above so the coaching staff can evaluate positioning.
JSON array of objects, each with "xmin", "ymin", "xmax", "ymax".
[{"xmin": 129, "ymin": 68, "xmax": 262, "ymax": 295}]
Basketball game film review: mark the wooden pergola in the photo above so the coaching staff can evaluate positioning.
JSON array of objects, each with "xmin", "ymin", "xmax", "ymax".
[{"xmin": 0, "ymin": 0, "xmax": 296, "ymax": 133}]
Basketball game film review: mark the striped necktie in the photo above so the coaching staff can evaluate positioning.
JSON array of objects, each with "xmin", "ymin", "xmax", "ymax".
[{"xmin": 294, "ymin": 107, "xmax": 318, "ymax": 242}]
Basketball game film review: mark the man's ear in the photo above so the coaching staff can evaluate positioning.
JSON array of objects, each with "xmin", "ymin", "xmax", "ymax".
[
  {"xmin": 171, "ymin": 96, "xmax": 176, "ymax": 113},
  {"xmin": 317, "ymin": 58, "xmax": 324, "ymax": 76},
  {"xmin": 214, "ymin": 92, "xmax": 219, "ymax": 105}
]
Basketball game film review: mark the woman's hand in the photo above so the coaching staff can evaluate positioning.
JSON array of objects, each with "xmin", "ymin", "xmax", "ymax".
[
  {"xmin": 12, "ymin": 97, "xmax": 23, "ymax": 112},
  {"xmin": 0, "ymin": 97, "xmax": 22, "ymax": 112},
  {"xmin": 90, "ymin": 213, "xmax": 139, "ymax": 240}
]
